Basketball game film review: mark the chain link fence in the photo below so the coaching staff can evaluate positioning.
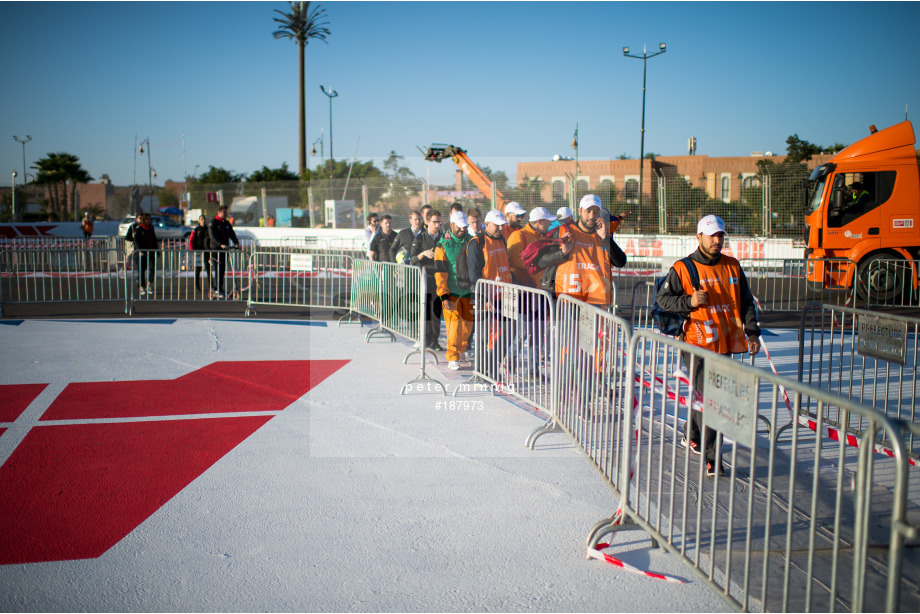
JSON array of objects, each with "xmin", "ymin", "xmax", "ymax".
[{"xmin": 174, "ymin": 163, "xmax": 811, "ymax": 238}]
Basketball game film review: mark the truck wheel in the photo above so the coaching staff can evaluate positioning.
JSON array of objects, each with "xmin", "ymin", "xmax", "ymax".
[{"xmin": 856, "ymin": 253, "xmax": 904, "ymax": 303}]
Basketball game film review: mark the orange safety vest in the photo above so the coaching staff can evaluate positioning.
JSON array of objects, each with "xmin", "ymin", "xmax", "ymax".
[
  {"xmin": 676, "ymin": 256, "xmax": 749, "ymax": 354},
  {"xmin": 555, "ymin": 225, "xmax": 611, "ymax": 306},
  {"xmin": 481, "ymin": 234, "xmax": 513, "ymax": 283}
]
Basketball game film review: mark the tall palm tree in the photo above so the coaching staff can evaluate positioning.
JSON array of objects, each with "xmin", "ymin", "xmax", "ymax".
[
  {"xmin": 273, "ymin": 1, "xmax": 331, "ymax": 181},
  {"xmin": 33, "ymin": 152, "xmax": 93, "ymax": 221}
]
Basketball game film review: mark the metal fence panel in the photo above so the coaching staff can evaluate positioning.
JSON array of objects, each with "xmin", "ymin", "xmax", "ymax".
[
  {"xmin": 0, "ymin": 247, "xmax": 127, "ymax": 315},
  {"xmin": 126, "ymin": 247, "xmax": 254, "ymax": 313},
  {"xmin": 463, "ymin": 280, "xmax": 555, "ymax": 415},
  {"xmin": 615, "ymin": 330, "xmax": 917, "ymax": 612},
  {"xmin": 741, "ymin": 258, "xmax": 857, "ymax": 311},
  {"xmin": 864, "ymin": 258, "xmax": 920, "ymax": 308},
  {"xmin": 798, "ymin": 303, "xmax": 920, "ymax": 461},
  {"xmin": 245, "ymin": 251, "xmax": 352, "ymax": 316}
]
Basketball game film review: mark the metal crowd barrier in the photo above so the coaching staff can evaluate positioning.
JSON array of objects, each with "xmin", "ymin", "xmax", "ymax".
[
  {"xmin": 349, "ymin": 259, "xmax": 444, "ymax": 395},
  {"xmin": 863, "ymin": 258, "xmax": 920, "ymax": 308},
  {"xmin": 245, "ymin": 251, "xmax": 353, "ymax": 317},
  {"xmin": 126, "ymin": 247, "xmax": 254, "ymax": 315},
  {"xmin": 526, "ymin": 293, "xmax": 633, "ymax": 467},
  {"xmin": 458, "ymin": 280, "xmax": 556, "ymax": 412},
  {"xmin": 741, "ymin": 257, "xmax": 857, "ymax": 311},
  {"xmin": 0, "ymin": 247, "xmax": 127, "ymax": 316},
  {"xmin": 603, "ymin": 329, "xmax": 918, "ymax": 612},
  {"xmin": 798, "ymin": 303, "xmax": 920, "ymax": 461}
]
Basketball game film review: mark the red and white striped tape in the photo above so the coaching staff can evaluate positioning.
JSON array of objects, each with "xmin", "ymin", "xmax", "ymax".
[{"xmin": 586, "ymin": 542, "xmax": 685, "ymax": 583}]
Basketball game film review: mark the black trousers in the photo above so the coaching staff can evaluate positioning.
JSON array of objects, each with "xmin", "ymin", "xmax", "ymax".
[
  {"xmin": 682, "ymin": 351, "xmax": 727, "ymax": 464},
  {"xmin": 423, "ymin": 292, "xmax": 442, "ymax": 347},
  {"xmin": 209, "ymin": 251, "xmax": 227, "ymax": 292}
]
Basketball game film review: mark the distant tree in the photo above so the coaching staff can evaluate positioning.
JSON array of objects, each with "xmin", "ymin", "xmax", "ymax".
[
  {"xmin": 249, "ymin": 162, "xmax": 299, "ymax": 182},
  {"xmin": 383, "ymin": 150, "xmax": 418, "ymax": 184},
  {"xmin": 785, "ymin": 134, "xmax": 824, "ymax": 164},
  {"xmin": 644, "ymin": 152, "xmax": 659, "ymax": 160},
  {"xmin": 617, "ymin": 153, "xmax": 633, "ymax": 160},
  {"xmin": 197, "ymin": 166, "xmax": 245, "ymax": 184},
  {"xmin": 80, "ymin": 202, "xmax": 107, "ymax": 220},
  {"xmin": 311, "ymin": 159, "xmax": 383, "ymax": 180},
  {"xmin": 273, "ymin": 1, "xmax": 331, "ymax": 180},
  {"xmin": 156, "ymin": 188, "xmax": 179, "ymax": 209},
  {"xmin": 32, "ymin": 152, "xmax": 93, "ymax": 221}
]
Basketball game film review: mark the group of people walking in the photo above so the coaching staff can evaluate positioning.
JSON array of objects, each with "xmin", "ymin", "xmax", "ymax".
[
  {"xmin": 364, "ymin": 196, "xmax": 762, "ymax": 478},
  {"xmin": 126, "ymin": 204, "xmax": 239, "ymax": 298}
]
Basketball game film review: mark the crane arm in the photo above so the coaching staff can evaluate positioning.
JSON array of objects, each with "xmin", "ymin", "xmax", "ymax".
[{"xmin": 423, "ymin": 144, "xmax": 508, "ymax": 207}]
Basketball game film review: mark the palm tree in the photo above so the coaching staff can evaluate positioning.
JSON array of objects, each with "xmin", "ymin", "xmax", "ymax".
[
  {"xmin": 273, "ymin": 1, "xmax": 331, "ymax": 181},
  {"xmin": 33, "ymin": 152, "xmax": 93, "ymax": 221}
]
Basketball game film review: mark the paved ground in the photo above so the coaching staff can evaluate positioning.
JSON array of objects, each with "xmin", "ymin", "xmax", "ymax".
[{"xmin": 0, "ymin": 313, "xmax": 735, "ymax": 612}]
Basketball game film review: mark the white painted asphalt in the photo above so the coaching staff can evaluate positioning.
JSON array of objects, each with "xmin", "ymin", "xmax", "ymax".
[{"xmin": 0, "ymin": 316, "xmax": 748, "ymax": 612}]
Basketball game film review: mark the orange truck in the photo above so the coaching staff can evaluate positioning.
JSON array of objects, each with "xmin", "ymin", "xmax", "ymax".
[
  {"xmin": 804, "ymin": 121, "xmax": 919, "ymax": 301},
  {"xmin": 423, "ymin": 144, "xmax": 509, "ymax": 208}
]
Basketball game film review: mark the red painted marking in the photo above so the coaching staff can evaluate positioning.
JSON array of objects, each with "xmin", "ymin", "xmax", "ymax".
[
  {"xmin": 42, "ymin": 360, "xmax": 348, "ymax": 420},
  {"xmin": 0, "ymin": 359, "xmax": 348, "ymax": 565},
  {"xmin": 0, "ymin": 384, "xmax": 47, "ymax": 422},
  {"xmin": 0, "ymin": 416, "xmax": 271, "ymax": 564}
]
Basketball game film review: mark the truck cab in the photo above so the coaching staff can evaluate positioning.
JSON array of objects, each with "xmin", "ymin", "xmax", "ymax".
[{"xmin": 804, "ymin": 121, "xmax": 920, "ymax": 301}]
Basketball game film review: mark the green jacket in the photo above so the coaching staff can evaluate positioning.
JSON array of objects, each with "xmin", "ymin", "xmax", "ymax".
[{"xmin": 434, "ymin": 230, "xmax": 472, "ymax": 298}]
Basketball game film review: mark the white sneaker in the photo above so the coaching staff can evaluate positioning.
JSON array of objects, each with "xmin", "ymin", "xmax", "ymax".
[
  {"xmin": 139, "ymin": 288, "xmax": 147, "ymax": 296},
  {"xmin": 448, "ymin": 361, "xmax": 460, "ymax": 371}
]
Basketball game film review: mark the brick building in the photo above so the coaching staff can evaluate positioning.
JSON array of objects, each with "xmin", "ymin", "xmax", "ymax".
[{"xmin": 516, "ymin": 152, "xmax": 837, "ymax": 206}]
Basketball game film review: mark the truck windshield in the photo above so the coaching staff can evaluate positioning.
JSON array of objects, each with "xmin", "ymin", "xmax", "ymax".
[
  {"xmin": 805, "ymin": 163, "xmax": 833, "ymax": 214},
  {"xmin": 806, "ymin": 176, "xmax": 826, "ymax": 214}
]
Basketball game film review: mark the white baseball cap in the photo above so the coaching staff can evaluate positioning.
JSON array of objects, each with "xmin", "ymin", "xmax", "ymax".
[
  {"xmin": 484, "ymin": 210, "xmax": 507, "ymax": 226},
  {"xmin": 556, "ymin": 206, "xmax": 574, "ymax": 219},
  {"xmin": 578, "ymin": 194, "xmax": 602, "ymax": 210},
  {"xmin": 449, "ymin": 211, "xmax": 469, "ymax": 227},
  {"xmin": 504, "ymin": 201, "xmax": 526, "ymax": 216},
  {"xmin": 528, "ymin": 206, "xmax": 555, "ymax": 222},
  {"xmin": 697, "ymin": 214, "xmax": 726, "ymax": 235}
]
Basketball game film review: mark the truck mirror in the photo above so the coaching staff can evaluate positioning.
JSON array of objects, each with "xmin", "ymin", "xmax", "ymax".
[{"xmin": 830, "ymin": 187, "xmax": 845, "ymax": 217}]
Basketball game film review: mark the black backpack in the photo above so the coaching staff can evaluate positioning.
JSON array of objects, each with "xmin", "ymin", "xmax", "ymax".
[
  {"xmin": 456, "ymin": 235, "xmax": 487, "ymax": 290},
  {"xmin": 652, "ymin": 257, "xmax": 700, "ymax": 337}
]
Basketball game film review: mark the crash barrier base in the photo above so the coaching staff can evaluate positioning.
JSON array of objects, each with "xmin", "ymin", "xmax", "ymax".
[
  {"xmin": 349, "ymin": 259, "xmax": 445, "ymax": 397},
  {"xmin": 798, "ymin": 303, "xmax": 919, "ymax": 462},
  {"xmin": 244, "ymin": 251, "xmax": 354, "ymax": 319},
  {"xmin": 601, "ymin": 330, "xmax": 918, "ymax": 612}
]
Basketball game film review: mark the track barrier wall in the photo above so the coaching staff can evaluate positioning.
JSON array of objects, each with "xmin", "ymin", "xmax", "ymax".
[{"xmin": 798, "ymin": 303, "xmax": 920, "ymax": 462}]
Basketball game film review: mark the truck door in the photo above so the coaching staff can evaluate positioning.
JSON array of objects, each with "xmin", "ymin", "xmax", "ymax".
[{"xmin": 824, "ymin": 170, "xmax": 895, "ymax": 242}]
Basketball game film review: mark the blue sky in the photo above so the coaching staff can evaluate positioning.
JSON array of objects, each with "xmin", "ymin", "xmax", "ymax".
[{"xmin": 2, "ymin": 1, "xmax": 919, "ymax": 188}]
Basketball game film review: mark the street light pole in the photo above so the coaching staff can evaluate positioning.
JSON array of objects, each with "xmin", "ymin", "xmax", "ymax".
[
  {"xmin": 13, "ymin": 135, "xmax": 31, "ymax": 222},
  {"xmin": 623, "ymin": 43, "xmax": 666, "ymax": 214},
  {"xmin": 320, "ymin": 85, "xmax": 338, "ymax": 196},
  {"xmin": 138, "ymin": 136, "xmax": 153, "ymax": 213},
  {"xmin": 11, "ymin": 170, "xmax": 17, "ymax": 221}
]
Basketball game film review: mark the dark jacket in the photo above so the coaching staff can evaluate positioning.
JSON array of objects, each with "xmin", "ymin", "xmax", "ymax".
[
  {"xmin": 190, "ymin": 224, "xmax": 209, "ymax": 250},
  {"xmin": 410, "ymin": 230, "xmax": 441, "ymax": 291},
  {"xmin": 208, "ymin": 216, "xmax": 239, "ymax": 250},
  {"xmin": 391, "ymin": 227, "xmax": 420, "ymax": 262},
  {"xmin": 129, "ymin": 223, "xmax": 158, "ymax": 250},
  {"xmin": 655, "ymin": 247, "xmax": 760, "ymax": 338},
  {"xmin": 369, "ymin": 229, "xmax": 399, "ymax": 263}
]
